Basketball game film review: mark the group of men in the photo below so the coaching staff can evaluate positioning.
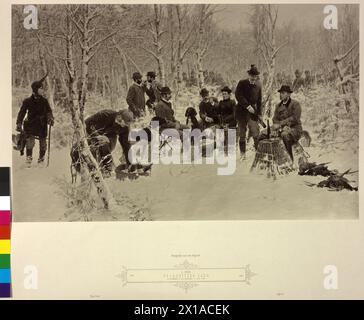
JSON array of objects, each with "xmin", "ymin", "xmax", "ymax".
[
  {"xmin": 16, "ymin": 64, "xmax": 303, "ymax": 175},
  {"xmin": 194, "ymin": 65, "xmax": 302, "ymax": 161}
]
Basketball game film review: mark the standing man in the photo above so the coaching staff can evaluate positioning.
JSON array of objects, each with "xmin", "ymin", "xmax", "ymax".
[
  {"xmin": 16, "ymin": 75, "xmax": 54, "ymax": 167},
  {"xmin": 126, "ymin": 72, "xmax": 146, "ymax": 119},
  {"xmin": 235, "ymin": 64, "xmax": 262, "ymax": 160},
  {"xmin": 145, "ymin": 71, "xmax": 162, "ymax": 113},
  {"xmin": 272, "ymin": 85, "xmax": 302, "ymax": 161}
]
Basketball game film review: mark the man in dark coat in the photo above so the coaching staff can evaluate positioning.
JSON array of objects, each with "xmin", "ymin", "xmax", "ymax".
[
  {"xmin": 16, "ymin": 75, "xmax": 54, "ymax": 166},
  {"xmin": 145, "ymin": 71, "xmax": 162, "ymax": 113},
  {"xmin": 218, "ymin": 86, "xmax": 236, "ymax": 128},
  {"xmin": 235, "ymin": 64, "xmax": 262, "ymax": 159},
  {"xmin": 272, "ymin": 85, "xmax": 303, "ymax": 160},
  {"xmin": 85, "ymin": 109, "xmax": 133, "ymax": 176},
  {"xmin": 198, "ymin": 88, "xmax": 219, "ymax": 129},
  {"xmin": 126, "ymin": 72, "xmax": 146, "ymax": 119},
  {"xmin": 154, "ymin": 87, "xmax": 187, "ymax": 130}
]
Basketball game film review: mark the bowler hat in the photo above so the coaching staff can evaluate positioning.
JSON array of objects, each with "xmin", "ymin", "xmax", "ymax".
[
  {"xmin": 147, "ymin": 71, "xmax": 156, "ymax": 78},
  {"xmin": 132, "ymin": 72, "xmax": 142, "ymax": 80},
  {"xmin": 160, "ymin": 86, "xmax": 172, "ymax": 95},
  {"xmin": 247, "ymin": 64, "xmax": 260, "ymax": 76},
  {"xmin": 221, "ymin": 86, "xmax": 232, "ymax": 94},
  {"xmin": 200, "ymin": 88, "xmax": 209, "ymax": 97},
  {"xmin": 277, "ymin": 85, "xmax": 293, "ymax": 93}
]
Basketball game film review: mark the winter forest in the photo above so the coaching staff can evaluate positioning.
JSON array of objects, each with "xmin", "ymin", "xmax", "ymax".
[{"xmin": 11, "ymin": 4, "xmax": 359, "ymax": 221}]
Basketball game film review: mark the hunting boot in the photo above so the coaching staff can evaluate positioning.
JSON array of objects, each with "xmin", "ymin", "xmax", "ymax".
[
  {"xmin": 239, "ymin": 140, "xmax": 246, "ymax": 161},
  {"xmin": 25, "ymin": 149, "xmax": 33, "ymax": 168},
  {"xmin": 38, "ymin": 148, "xmax": 46, "ymax": 165}
]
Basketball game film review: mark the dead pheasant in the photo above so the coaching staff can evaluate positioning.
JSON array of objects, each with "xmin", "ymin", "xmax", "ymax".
[
  {"xmin": 299, "ymin": 161, "xmax": 337, "ymax": 177},
  {"xmin": 305, "ymin": 169, "xmax": 358, "ymax": 191}
]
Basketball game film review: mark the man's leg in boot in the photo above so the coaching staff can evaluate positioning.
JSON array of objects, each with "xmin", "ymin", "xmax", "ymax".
[
  {"xmin": 281, "ymin": 131, "xmax": 294, "ymax": 161},
  {"xmin": 237, "ymin": 115, "xmax": 248, "ymax": 159},
  {"xmin": 38, "ymin": 137, "xmax": 47, "ymax": 163},
  {"xmin": 248, "ymin": 118, "xmax": 260, "ymax": 150},
  {"xmin": 25, "ymin": 135, "xmax": 35, "ymax": 166}
]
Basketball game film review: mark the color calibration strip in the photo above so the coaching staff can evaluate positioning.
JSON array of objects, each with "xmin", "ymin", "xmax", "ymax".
[{"xmin": 0, "ymin": 168, "xmax": 11, "ymax": 298}]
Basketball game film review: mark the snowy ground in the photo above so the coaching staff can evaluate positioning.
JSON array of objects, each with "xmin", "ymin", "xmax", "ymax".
[
  {"xmin": 12, "ymin": 86, "xmax": 359, "ymax": 221},
  {"xmin": 12, "ymin": 140, "xmax": 358, "ymax": 222}
]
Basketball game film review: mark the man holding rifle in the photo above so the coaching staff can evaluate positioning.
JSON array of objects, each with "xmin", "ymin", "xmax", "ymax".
[{"xmin": 235, "ymin": 64, "xmax": 263, "ymax": 160}]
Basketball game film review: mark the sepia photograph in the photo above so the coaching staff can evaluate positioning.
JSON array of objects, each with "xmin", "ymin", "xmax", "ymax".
[{"xmin": 11, "ymin": 3, "xmax": 359, "ymax": 222}]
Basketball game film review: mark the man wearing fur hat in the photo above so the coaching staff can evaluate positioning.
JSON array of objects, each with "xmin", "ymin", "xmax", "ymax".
[
  {"xmin": 126, "ymin": 72, "xmax": 146, "ymax": 119},
  {"xmin": 235, "ymin": 64, "xmax": 262, "ymax": 160},
  {"xmin": 272, "ymin": 85, "xmax": 302, "ymax": 160},
  {"xmin": 16, "ymin": 75, "xmax": 54, "ymax": 167},
  {"xmin": 84, "ymin": 109, "xmax": 134, "ymax": 177}
]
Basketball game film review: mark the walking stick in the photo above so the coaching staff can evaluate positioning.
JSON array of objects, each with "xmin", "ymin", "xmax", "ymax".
[{"xmin": 47, "ymin": 124, "xmax": 51, "ymax": 167}]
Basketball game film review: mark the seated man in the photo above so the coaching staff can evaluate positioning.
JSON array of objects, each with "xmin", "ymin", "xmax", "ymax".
[
  {"xmin": 84, "ymin": 109, "xmax": 134, "ymax": 176},
  {"xmin": 217, "ymin": 86, "xmax": 236, "ymax": 128},
  {"xmin": 198, "ymin": 88, "xmax": 219, "ymax": 129},
  {"xmin": 154, "ymin": 86, "xmax": 187, "ymax": 131},
  {"xmin": 271, "ymin": 85, "xmax": 303, "ymax": 160}
]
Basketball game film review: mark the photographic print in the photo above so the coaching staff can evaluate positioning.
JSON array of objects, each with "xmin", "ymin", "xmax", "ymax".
[{"xmin": 11, "ymin": 3, "xmax": 359, "ymax": 222}]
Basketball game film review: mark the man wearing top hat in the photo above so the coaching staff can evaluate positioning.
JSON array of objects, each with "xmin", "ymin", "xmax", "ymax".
[
  {"xmin": 16, "ymin": 74, "xmax": 54, "ymax": 166},
  {"xmin": 272, "ymin": 85, "xmax": 302, "ymax": 160},
  {"xmin": 235, "ymin": 64, "xmax": 262, "ymax": 160}
]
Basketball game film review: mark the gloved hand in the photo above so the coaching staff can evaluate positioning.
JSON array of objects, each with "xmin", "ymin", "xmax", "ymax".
[{"xmin": 16, "ymin": 123, "xmax": 22, "ymax": 132}]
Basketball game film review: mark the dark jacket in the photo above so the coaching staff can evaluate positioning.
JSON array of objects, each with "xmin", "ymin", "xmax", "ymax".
[
  {"xmin": 16, "ymin": 94, "xmax": 54, "ymax": 138},
  {"xmin": 154, "ymin": 99, "xmax": 177, "ymax": 129},
  {"xmin": 235, "ymin": 79, "xmax": 262, "ymax": 120},
  {"xmin": 273, "ymin": 98, "xmax": 302, "ymax": 132},
  {"xmin": 85, "ymin": 109, "xmax": 131, "ymax": 164},
  {"xmin": 145, "ymin": 80, "xmax": 162, "ymax": 104},
  {"xmin": 199, "ymin": 100, "xmax": 219, "ymax": 123},
  {"xmin": 126, "ymin": 83, "xmax": 146, "ymax": 117},
  {"xmin": 218, "ymin": 99, "xmax": 236, "ymax": 127}
]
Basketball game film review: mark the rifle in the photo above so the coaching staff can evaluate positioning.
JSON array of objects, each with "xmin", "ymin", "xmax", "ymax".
[{"xmin": 250, "ymin": 104, "xmax": 266, "ymax": 128}]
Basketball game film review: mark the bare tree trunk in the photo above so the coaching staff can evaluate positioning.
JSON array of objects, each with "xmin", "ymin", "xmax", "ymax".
[{"xmin": 65, "ymin": 6, "xmax": 115, "ymax": 210}]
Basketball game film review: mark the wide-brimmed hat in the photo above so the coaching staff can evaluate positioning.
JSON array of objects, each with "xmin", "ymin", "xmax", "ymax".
[
  {"xmin": 247, "ymin": 64, "xmax": 260, "ymax": 76},
  {"xmin": 221, "ymin": 86, "xmax": 232, "ymax": 94},
  {"xmin": 160, "ymin": 86, "xmax": 172, "ymax": 95},
  {"xmin": 277, "ymin": 85, "xmax": 293, "ymax": 93}
]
